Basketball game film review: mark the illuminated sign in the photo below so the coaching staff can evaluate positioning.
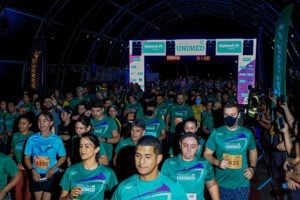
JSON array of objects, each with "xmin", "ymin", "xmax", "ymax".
[
  {"xmin": 196, "ymin": 56, "xmax": 211, "ymax": 61},
  {"xmin": 216, "ymin": 40, "xmax": 242, "ymax": 55},
  {"xmin": 129, "ymin": 39, "xmax": 256, "ymax": 105},
  {"xmin": 166, "ymin": 55, "xmax": 181, "ymax": 61},
  {"xmin": 142, "ymin": 40, "xmax": 166, "ymax": 55},
  {"xmin": 175, "ymin": 39, "xmax": 206, "ymax": 55}
]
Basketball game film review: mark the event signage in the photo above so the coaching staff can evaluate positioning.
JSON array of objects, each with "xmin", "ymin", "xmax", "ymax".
[
  {"xmin": 129, "ymin": 54, "xmax": 145, "ymax": 90},
  {"xmin": 129, "ymin": 39, "xmax": 256, "ymax": 105},
  {"xmin": 175, "ymin": 39, "xmax": 206, "ymax": 55},
  {"xmin": 216, "ymin": 39, "xmax": 242, "ymax": 55},
  {"xmin": 273, "ymin": 4, "xmax": 293, "ymax": 97},
  {"xmin": 142, "ymin": 40, "xmax": 166, "ymax": 55}
]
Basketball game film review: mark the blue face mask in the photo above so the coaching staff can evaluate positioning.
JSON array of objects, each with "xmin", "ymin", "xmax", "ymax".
[
  {"xmin": 195, "ymin": 98, "xmax": 201, "ymax": 105},
  {"xmin": 224, "ymin": 116, "xmax": 237, "ymax": 127}
]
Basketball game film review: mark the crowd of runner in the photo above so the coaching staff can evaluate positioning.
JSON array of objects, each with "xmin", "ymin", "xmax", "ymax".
[{"xmin": 0, "ymin": 76, "xmax": 299, "ymax": 200}]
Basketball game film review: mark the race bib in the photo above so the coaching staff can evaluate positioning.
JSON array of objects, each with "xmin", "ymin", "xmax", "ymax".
[
  {"xmin": 187, "ymin": 193, "xmax": 197, "ymax": 200},
  {"xmin": 223, "ymin": 153, "xmax": 242, "ymax": 169},
  {"xmin": 34, "ymin": 156, "xmax": 50, "ymax": 169}
]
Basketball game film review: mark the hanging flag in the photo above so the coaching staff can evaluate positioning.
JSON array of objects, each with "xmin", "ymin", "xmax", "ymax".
[{"xmin": 273, "ymin": 4, "xmax": 293, "ymax": 97}]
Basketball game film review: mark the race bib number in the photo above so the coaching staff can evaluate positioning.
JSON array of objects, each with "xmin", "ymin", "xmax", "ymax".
[
  {"xmin": 174, "ymin": 118, "xmax": 183, "ymax": 125},
  {"xmin": 223, "ymin": 153, "xmax": 242, "ymax": 169},
  {"xmin": 34, "ymin": 156, "xmax": 50, "ymax": 169},
  {"xmin": 187, "ymin": 193, "xmax": 197, "ymax": 200}
]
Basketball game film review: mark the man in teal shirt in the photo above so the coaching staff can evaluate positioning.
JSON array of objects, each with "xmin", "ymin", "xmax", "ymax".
[
  {"xmin": 162, "ymin": 133, "xmax": 219, "ymax": 200},
  {"xmin": 113, "ymin": 119, "xmax": 145, "ymax": 166},
  {"xmin": 112, "ymin": 135, "xmax": 188, "ymax": 200},
  {"xmin": 113, "ymin": 119, "xmax": 145, "ymax": 181},
  {"xmin": 166, "ymin": 93, "xmax": 193, "ymax": 155},
  {"xmin": 155, "ymin": 93, "xmax": 169, "ymax": 121},
  {"xmin": 91, "ymin": 100, "xmax": 120, "ymax": 161},
  {"xmin": 204, "ymin": 103, "xmax": 257, "ymax": 200},
  {"xmin": 142, "ymin": 101, "xmax": 167, "ymax": 141},
  {"xmin": 166, "ymin": 93, "xmax": 194, "ymax": 134},
  {"xmin": 123, "ymin": 93, "xmax": 144, "ymax": 119},
  {"xmin": 0, "ymin": 152, "xmax": 22, "ymax": 199}
]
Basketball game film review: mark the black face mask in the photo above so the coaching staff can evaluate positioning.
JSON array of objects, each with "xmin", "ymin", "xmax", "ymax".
[
  {"xmin": 224, "ymin": 116, "xmax": 237, "ymax": 127},
  {"xmin": 145, "ymin": 110, "xmax": 154, "ymax": 116}
]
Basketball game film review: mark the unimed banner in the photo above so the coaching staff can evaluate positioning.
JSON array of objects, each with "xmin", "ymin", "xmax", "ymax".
[{"xmin": 273, "ymin": 4, "xmax": 293, "ymax": 97}]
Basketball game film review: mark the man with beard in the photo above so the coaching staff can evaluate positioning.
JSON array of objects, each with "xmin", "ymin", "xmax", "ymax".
[
  {"xmin": 42, "ymin": 95, "xmax": 61, "ymax": 134},
  {"xmin": 204, "ymin": 103, "xmax": 257, "ymax": 200}
]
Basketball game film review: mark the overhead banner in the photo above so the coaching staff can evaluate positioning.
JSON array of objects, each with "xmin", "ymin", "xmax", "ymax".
[
  {"xmin": 142, "ymin": 40, "xmax": 166, "ymax": 56},
  {"xmin": 273, "ymin": 4, "xmax": 293, "ymax": 97},
  {"xmin": 216, "ymin": 39, "xmax": 243, "ymax": 55},
  {"xmin": 175, "ymin": 39, "xmax": 206, "ymax": 55}
]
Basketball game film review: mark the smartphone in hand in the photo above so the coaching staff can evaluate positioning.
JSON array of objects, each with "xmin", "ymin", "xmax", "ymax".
[{"xmin": 277, "ymin": 116, "xmax": 285, "ymax": 129}]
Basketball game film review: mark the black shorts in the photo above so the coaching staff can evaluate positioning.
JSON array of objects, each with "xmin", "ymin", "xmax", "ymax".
[{"xmin": 31, "ymin": 173, "xmax": 56, "ymax": 193}]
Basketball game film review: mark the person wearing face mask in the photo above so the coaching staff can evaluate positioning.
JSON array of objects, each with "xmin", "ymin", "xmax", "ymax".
[
  {"xmin": 204, "ymin": 103, "xmax": 257, "ymax": 200},
  {"xmin": 141, "ymin": 101, "xmax": 167, "ymax": 142},
  {"xmin": 192, "ymin": 94, "xmax": 205, "ymax": 128}
]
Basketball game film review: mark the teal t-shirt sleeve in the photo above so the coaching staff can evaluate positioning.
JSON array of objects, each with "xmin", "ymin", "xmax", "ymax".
[
  {"xmin": 205, "ymin": 130, "xmax": 217, "ymax": 151},
  {"xmin": 60, "ymin": 167, "xmax": 71, "ymax": 191},
  {"xmin": 99, "ymin": 142, "xmax": 107, "ymax": 156},
  {"xmin": 111, "ymin": 184, "xmax": 122, "ymax": 200},
  {"xmin": 106, "ymin": 168, "xmax": 118, "ymax": 190},
  {"xmin": 204, "ymin": 161, "xmax": 214, "ymax": 182},
  {"xmin": 5, "ymin": 156, "xmax": 19, "ymax": 178},
  {"xmin": 114, "ymin": 141, "xmax": 122, "ymax": 154},
  {"xmin": 161, "ymin": 160, "xmax": 169, "ymax": 176},
  {"xmin": 110, "ymin": 117, "xmax": 118, "ymax": 132},
  {"xmin": 248, "ymin": 130, "xmax": 257, "ymax": 150},
  {"xmin": 160, "ymin": 119, "xmax": 166, "ymax": 131}
]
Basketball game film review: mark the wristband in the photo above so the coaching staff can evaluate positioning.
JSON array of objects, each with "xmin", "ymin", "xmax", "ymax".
[
  {"xmin": 249, "ymin": 166, "xmax": 256, "ymax": 171},
  {"xmin": 105, "ymin": 138, "xmax": 108, "ymax": 143}
]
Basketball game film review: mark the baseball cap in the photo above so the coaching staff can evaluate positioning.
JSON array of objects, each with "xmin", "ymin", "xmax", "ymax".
[{"xmin": 60, "ymin": 106, "xmax": 73, "ymax": 114}]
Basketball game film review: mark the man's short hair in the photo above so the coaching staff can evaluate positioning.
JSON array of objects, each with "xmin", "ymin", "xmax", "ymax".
[
  {"xmin": 136, "ymin": 135, "xmax": 162, "ymax": 155},
  {"xmin": 223, "ymin": 103, "xmax": 238, "ymax": 110},
  {"xmin": 132, "ymin": 119, "xmax": 145, "ymax": 130},
  {"xmin": 91, "ymin": 100, "xmax": 104, "ymax": 108}
]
